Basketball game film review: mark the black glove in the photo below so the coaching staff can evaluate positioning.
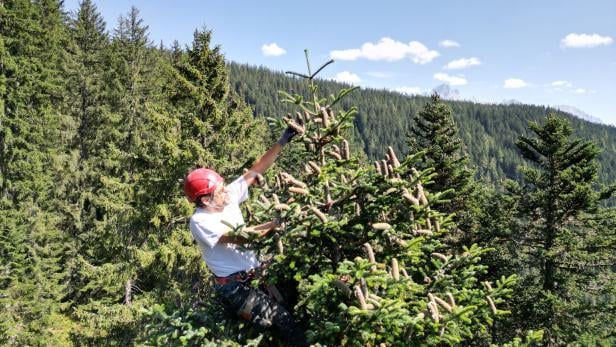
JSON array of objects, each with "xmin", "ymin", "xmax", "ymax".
[{"xmin": 277, "ymin": 126, "xmax": 298, "ymax": 146}]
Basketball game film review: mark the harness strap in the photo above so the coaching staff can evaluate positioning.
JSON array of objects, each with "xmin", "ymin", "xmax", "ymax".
[
  {"xmin": 213, "ymin": 270, "xmax": 255, "ymax": 285},
  {"xmin": 266, "ymin": 284, "xmax": 285, "ymax": 304},
  {"xmin": 238, "ymin": 289, "xmax": 258, "ymax": 320}
]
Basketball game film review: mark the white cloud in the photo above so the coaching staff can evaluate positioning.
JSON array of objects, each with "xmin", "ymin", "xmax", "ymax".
[
  {"xmin": 504, "ymin": 78, "xmax": 528, "ymax": 89},
  {"xmin": 394, "ymin": 86, "xmax": 422, "ymax": 95},
  {"xmin": 330, "ymin": 37, "xmax": 439, "ymax": 64},
  {"xmin": 575, "ymin": 88, "xmax": 587, "ymax": 94},
  {"xmin": 444, "ymin": 57, "xmax": 482, "ymax": 70},
  {"xmin": 433, "ymin": 73, "xmax": 467, "ymax": 86},
  {"xmin": 406, "ymin": 41, "xmax": 440, "ymax": 64},
  {"xmin": 330, "ymin": 49, "xmax": 362, "ymax": 60},
  {"xmin": 551, "ymin": 80, "xmax": 572, "ymax": 87},
  {"xmin": 333, "ymin": 71, "xmax": 361, "ymax": 85},
  {"xmin": 561, "ymin": 33, "xmax": 613, "ymax": 48},
  {"xmin": 261, "ymin": 42, "xmax": 286, "ymax": 56},
  {"xmin": 439, "ymin": 40, "xmax": 460, "ymax": 48}
]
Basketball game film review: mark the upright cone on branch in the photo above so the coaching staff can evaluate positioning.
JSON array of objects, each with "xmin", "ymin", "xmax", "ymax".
[
  {"xmin": 259, "ymin": 194, "xmax": 271, "ymax": 206},
  {"xmin": 387, "ymin": 146, "xmax": 401, "ymax": 168},
  {"xmin": 310, "ymin": 206, "xmax": 328, "ymax": 223},
  {"xmin": 375, "ymin": 161, "xmax": 382, "ymax": 175},
  {"xmin": 308, "ymin": 161, "xmax": 321, "ymax": 175},
  {"xmin": 354, "ymin": 285, "xmax": 368, "ymax": 310},
  {"xmin": 486, "ymin": 296, "xmax": 497, "ymax": 314},
  {"xmin": 342, "ymin": 140, "xmax": 350, "ymax": 160},
  {"xmin": 327, "ymin": 107, "xmax": 336, "ymax": 123},
  {"xmin": 274, "ymin": 203, "xmax": 291, "ymax": 211},
  {"xmin": 432, "ymin": 294, "xmax": 453, "ymax": 313},
  {"xmin": 288, "ymin": 187, "xmax": 308, "ymax": 195},
  {"xmin": 321, "ymin": 107, "xmax": 330, "ymax": 127},
  {"xmin": 275, "ymin": 234, "xmax": 284, "ymax": 254},
  {"xmin": 391, "ymin": 258, "xmax": 400, "ymax": 280},
  {"xmin": 428, "ymin": 301, "xmax": 440, "ymax": 322},
  {"xmin": 289, "ymin": 178, "xmax": 307, "ymax": 189},
  {"xmin": 381, "ymin": 160, "xmax": 389, "ymax": 177},
  {"xmin": 446, "ymin": 293, "xmax": 456, "ymax": 308},
  {"xmin": 431, "ymin": 252, "xmax": 449, "ymax": 262},
  {"xmin": 286, "ymin": 120, "xmax": 305, "ymax": 134},
  {"xmin": 327, "ymin": 150, "xmax": 342, "ymax": 160},
  {"xmin": 332, "ymin": 144, "xmax": 341, "ymax": 155},
  {"xmin": 402, "ymin": 188, "xmax": 420, "ymax": 206},
  {"xmin": 417, "ymin": 184, "xmax": 428, "ymax": 205},
  {"xmin": 363, "ymin": 243, "xmax": 377, "ymax": 271},
  {"xmin": 372, "ymin": 223, "xmax": 391, "ymax": 230}
]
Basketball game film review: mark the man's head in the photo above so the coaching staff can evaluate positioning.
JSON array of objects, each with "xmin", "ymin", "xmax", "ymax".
[{"xmin": 184, "ymin": 168, "xmax": 229, "ymax": 210}]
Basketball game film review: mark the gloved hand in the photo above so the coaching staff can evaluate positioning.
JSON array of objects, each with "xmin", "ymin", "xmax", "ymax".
[{"xmin": 277, "ymin": 126, "xmax": 298, "ymax": 146}]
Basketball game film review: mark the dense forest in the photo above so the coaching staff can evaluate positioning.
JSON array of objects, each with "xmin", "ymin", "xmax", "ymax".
[
  {"xmin": 1, "ymin": 1, "xmax": 614, "ymax": 346},
  {"xmin": 228, "ymin": 63, "xmax": 616, "ymax": 184}
]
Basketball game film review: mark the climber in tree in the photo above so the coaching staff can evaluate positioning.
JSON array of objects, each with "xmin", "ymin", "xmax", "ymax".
[{"xmin": 184, "ymin": 126, "xmax": 308, "ymax": 346}]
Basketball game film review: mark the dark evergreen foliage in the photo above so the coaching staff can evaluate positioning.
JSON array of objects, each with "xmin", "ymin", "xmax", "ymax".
[
  {"xmin": 227, "ymin": 63, "xmax": 616, "ymax": 186},
  {"xmin": 407, "ymin": 93, "xmax": 477, "ymax": 242},
  {"xmin": 0, "ymin": 1, "xmax": 613, "ymax": 345},
  {"xmin": 502, "ymin": 116, "xmax": 615, "ymax": 345}
]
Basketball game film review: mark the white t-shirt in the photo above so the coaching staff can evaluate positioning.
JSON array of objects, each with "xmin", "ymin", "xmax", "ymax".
[{"xmin": 189, "ymin": 175, "xmax": 260, "ymax": 277}]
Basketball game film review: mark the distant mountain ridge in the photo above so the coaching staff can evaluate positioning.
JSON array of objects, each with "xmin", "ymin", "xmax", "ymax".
[
  {"xmin": 227, "ymin": 62, "xmax": 616, "ymax": 185},
  {"xmin": 552, "ymin": 105, "xmax": 604, "ymax": 124}
]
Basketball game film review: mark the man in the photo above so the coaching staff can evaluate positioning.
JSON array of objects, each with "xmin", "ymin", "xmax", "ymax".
[{"xmin": 184, "ymin": 127, "xmax": 308, "ymax": 346}]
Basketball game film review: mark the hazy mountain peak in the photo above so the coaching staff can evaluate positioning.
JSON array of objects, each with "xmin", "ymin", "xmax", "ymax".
[
  {"xmin": 431, "ymin": 84, "xmax": 461, "ymax": 100},
  {"xmin": 553, "ymin": 105, "xmax": 603, "ymax": 124}
]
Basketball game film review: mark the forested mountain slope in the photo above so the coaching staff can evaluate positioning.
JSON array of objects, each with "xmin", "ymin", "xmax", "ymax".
[{"xmin": 228, "ymin": 63, "xmax": 616, "ymax": 184}]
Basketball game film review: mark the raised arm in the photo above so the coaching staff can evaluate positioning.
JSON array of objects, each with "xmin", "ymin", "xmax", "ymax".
[
  {"xmin": 243, "ymin": 144, "xmax": 282, "ymax": 186},
  {"xmin": 243, "ymin": 127, "xmax": 297, "ymax": 186}
]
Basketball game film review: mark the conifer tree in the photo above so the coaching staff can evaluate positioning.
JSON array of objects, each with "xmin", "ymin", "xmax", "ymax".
[
  {"xmin": 64, "ymin": 7, "xmax": 158, "ymax": 343},
  {"xmin": 60, "ymin": 0, "xmax": 110, "ymax": 264},
  {"xmin": 504, "ymin": 115, "xmax": 615, "ymax": 345},
  {"xmin": 407, "ymin": 93, "xmax": 476, "ymax": 243},
  {"xmin": 66, "ymin": 0, "xmax": 108, "ymax": 159},
  {"xmin": 168, "ymin": 27, "xmax": 268, "ymax": 177},
  {"xmin": 0, "ymin": 0, "xmax": 75, "ymax": 344}
]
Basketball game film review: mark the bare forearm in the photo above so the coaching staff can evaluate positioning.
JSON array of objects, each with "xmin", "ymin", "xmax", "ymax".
[{"xmin": 243, "ymin": 144, "xmax": 283, "ymax": 185}]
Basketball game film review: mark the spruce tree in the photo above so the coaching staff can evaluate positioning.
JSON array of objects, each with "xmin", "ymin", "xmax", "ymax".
[
  {"xmin": 168, "ymin": 27, "xmax": 268, "ymax": 177},
  {"xmin": 64, "ymin": 7, "xmax": 158, "ymax": 343},
  {"xmin": 504, "ymin": 115, "xmax": 615, "ymax": 345},
  {"xmin": 407, "ymin": 93, "xmax": 476, "ymax": 243},
  {"xmin": 0, "ymin": 0, "xmax": 75, "ymax": 344},
  {"xmin": 61, "ymin": 0, "xmax": 110, "ymax": 267},
  {"xmin": 66, "ymin": 0, "xmax": 108, "ymax": 160}
]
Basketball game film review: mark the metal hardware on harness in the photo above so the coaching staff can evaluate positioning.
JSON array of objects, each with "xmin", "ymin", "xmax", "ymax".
[{"xmin": 213, "ymin": 270, "xmax": 255, "ymax": 286}]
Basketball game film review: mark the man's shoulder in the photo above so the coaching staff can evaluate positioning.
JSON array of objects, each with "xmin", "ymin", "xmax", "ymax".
[
  {"xmin": 191, "ymin": 206, "xmax": 239, "ymax": 223},
  {"xmin": 190, "ymin": 208, "xmax": 214, "ymax": 223}
]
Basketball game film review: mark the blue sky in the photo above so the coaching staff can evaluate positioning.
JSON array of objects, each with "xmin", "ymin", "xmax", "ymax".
[{"xmin": 64, "ymin": 0, "xmax": 616, "ymax": 125}]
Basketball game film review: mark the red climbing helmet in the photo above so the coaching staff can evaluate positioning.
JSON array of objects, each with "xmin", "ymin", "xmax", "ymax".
[{"xmin": 184, "ymin": 168, "xmax": 224, "ymax": 202}]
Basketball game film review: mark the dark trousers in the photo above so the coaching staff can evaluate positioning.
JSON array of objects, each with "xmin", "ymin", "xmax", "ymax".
[{"xmin": 214, "ymin": 280, "xmax": 308, "ymax": 346}]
